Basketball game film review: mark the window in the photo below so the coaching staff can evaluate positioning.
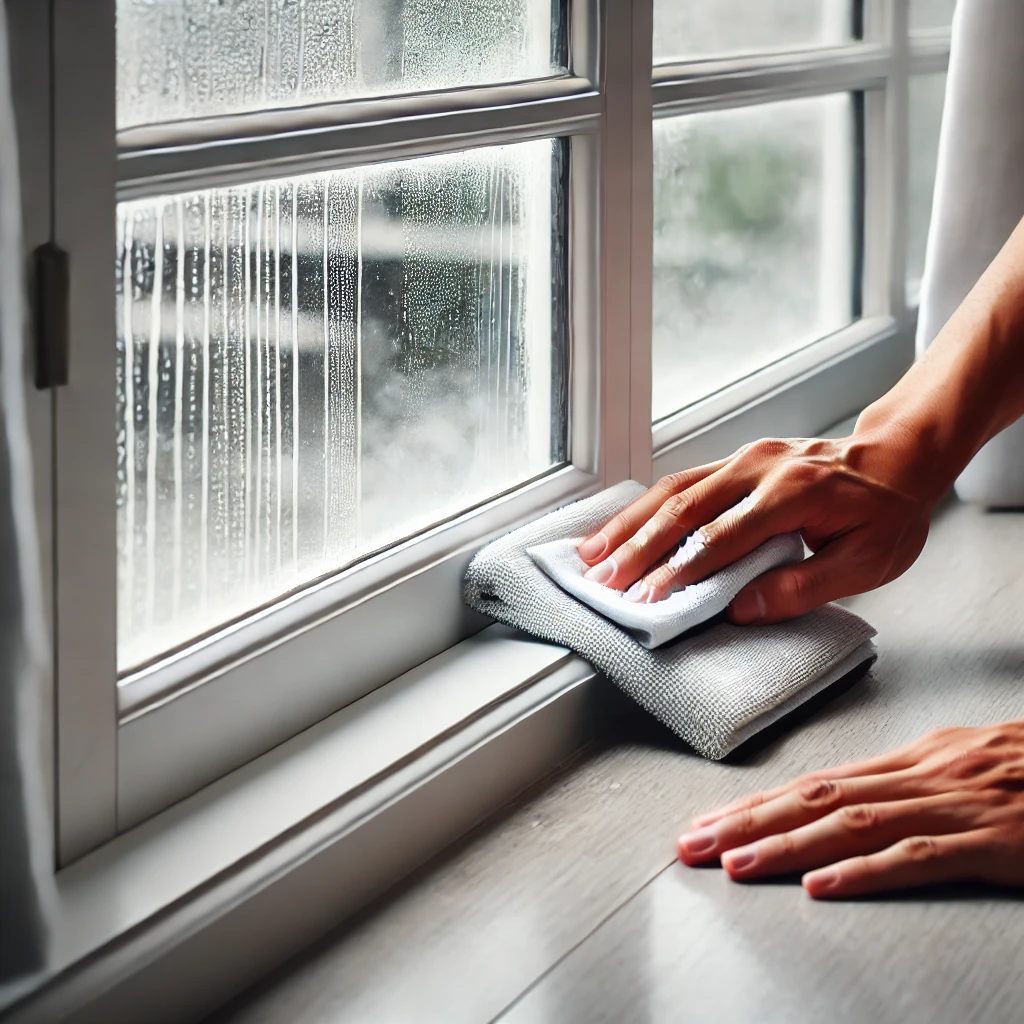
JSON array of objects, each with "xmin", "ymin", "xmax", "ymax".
[
  {"xmin": 50, "ymin": 0, "xmax": 603, "ymax": 857},
  {"xmin": 33, "ymin": 1, "xmax": 951, "ymax": 864},
  {"xmin": 652, "ymin": 94, "xmax": 856, "ymax": 420},
  {"xmin": 906, "ymin": 73, "xmax": 947, "ymax": 294},
  {"xmin": 909, "ymin": 0, "xmax": 957, "ymax": 33},
  {"xmin": 116, "ymin": 139, "xmax": 568, "ymax": 670},
  {"xmin": 653, "ymin": 0, "xmax": 853, "ymax": 63},
  {"xmin": 649, "ymin": 1, "xmax": 951, "ymax": 464},
  {"xmin": 116, "ymin": 0, "xmax": 566, "ymax": 126}
]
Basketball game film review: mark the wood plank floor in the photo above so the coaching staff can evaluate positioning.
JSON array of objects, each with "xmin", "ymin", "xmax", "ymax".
[{"xmin": 211, "ymin": 498, "xmax": 1024, "ymax": 1024}]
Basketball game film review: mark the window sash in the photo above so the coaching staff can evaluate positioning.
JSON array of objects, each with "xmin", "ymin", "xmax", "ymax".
[
  {"xmin": 51, "ymin": 0, "xmax": 632, "ymax": 854},
  {"xmin": 44, "ymin": 0, "xmax": 951, "ymax": 864},
  {"xmin": 114, "ymin": 122, "xmax": 602, "ymax": 753}
]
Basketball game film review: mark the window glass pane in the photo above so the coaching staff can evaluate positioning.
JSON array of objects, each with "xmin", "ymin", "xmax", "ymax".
[
  {"xmin": 653, "ymin": 0, "xmax": 852, "ymax": 64},
  {"xmin": 907, "ymin": 74, "xmax": 947, "ymax": 290},
  {"xmin": 117, "ymin": 0, "xmax": 565, "ymax": 129},
  {"xmin": 652, "ymin": 95, "xmax": 856, "ymax": 422},
  {"xmin": 116, "ymin": 139, "xmax": 568, "ymax": 670},
  {"xmin": 909, "ymin": 0, "xmax": 957, "ymax": 32}
]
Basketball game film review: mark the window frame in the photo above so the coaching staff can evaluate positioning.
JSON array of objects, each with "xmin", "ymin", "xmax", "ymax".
[{"xmin": 36, "ymin": 0, "xmax": 952, "ymax": 865}]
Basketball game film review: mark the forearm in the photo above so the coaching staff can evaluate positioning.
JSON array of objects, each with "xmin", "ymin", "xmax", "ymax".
[{"xmin": 855, "ymin": 215, "xmax": 1024, "ymax": 502}]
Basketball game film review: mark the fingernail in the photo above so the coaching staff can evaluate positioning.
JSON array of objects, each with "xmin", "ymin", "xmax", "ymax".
[
  {"xmin": 723, "ymin": 848, "xmax": 755, "ymax": 873},
  {"xmin": 731, "ymin": 588, "xmax": 767, "ymax": 624},
  {"xmin": 584, "ymin": 558, "xmax": 616, "ymax": 585},
  {"xmin": 577, "ymin": 533, "xmax": 608, "ymax": 562},
  {"xmin": 678, "ymin": 831, "xmax": 716, "ymax": 856},
  {"xmin": 804, "ymin": 869, "xmax": 839, "ymax": 895},
  {"xmin": 624, "ymin": 580, "xmax": 649, "ymax": 603}
]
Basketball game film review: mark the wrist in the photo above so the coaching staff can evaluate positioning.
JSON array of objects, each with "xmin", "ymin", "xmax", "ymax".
[{"xmin": 850, "ymin": 398, "xmax": 963, "ymax": 507}]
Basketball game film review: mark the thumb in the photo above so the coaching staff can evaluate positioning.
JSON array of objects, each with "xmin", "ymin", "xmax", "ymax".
[{"xmin": 727, "ymin": 544, "xmax": 857, "ymax": 625}]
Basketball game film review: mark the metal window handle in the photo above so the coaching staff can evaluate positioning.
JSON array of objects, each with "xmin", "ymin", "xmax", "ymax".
[{"xmin": 33, "ymin": 242, "xmax": 70, "ymax": 389}]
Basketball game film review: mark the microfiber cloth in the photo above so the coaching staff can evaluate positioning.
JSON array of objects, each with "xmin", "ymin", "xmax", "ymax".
[{"xmin": 464, "ymin": 481, "xmax": 878, "ymax": 759}]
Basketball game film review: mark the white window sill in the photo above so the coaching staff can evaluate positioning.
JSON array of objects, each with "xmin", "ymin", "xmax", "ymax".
[{"xmin": 4, "ymin": 626, "xmax": 603, "ymax": 1024}]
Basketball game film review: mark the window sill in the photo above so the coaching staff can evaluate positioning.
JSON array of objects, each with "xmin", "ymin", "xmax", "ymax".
[
  {"xmin": 115, "ymin": 464, "xmax": 602, "ymax": 831},
  {"xmin": 4, "ymin": 626, "xmax": 605, "ymax": 1024}
]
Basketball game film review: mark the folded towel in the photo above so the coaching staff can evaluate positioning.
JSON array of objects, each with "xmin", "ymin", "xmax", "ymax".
[{"xmin": 464, "ymin": 481, "xmax": 877, "ymax": 759}]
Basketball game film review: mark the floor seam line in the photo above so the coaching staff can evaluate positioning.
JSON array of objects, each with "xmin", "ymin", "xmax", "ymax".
[{"xmin": 486, "ymin": 856, "xmax": 678, "ymax": 1023}]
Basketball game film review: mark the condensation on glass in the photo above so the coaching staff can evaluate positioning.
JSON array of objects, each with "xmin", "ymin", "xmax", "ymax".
[
  {"xmin": 116, "ymin": 0, "xmax": 566, "ymax": 129},
  {"xmin": 652, "ymin": 94, "xmax": 856, "ymax": 422},
  {"xmin": 907, "ymin": 74, "xmax": 948, "ymax": 291},
  {"xmin": 653, "ymin": 0, "xmax": 852, "ymax": 64},
  {"xmin": 909, "ymin": 0, "xmax": 957, "ymax": 32},
  {"xmin": 115, "ymin": 139, "xmax": 568, "ymax": 670}
]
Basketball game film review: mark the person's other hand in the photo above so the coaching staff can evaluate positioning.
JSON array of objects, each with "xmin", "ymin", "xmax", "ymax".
[
  {"xmin": 576, "ymin": 426, "xmax": 939, "ymax": 624},
  {"xmin": 676, "ymin": 721, "xmax": 1024, "ymax": 897}
]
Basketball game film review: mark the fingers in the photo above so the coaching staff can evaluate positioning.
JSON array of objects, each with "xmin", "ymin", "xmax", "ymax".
[
  {"xmin": 726, "ymin": 536, "xmax": 867, "ymax": 625},
  {"xmin": 678, "ymin": 718, "xmax": 1024, "ymax": 898},
  {"xmin": 582, "ymin": 467, "xmax": 751, "ymax": 592},
  {"xmin": 715, "ymin": 793, "xmax": 979, "ymax": 881},
  {"xmin": 802, "ymin": 828, "xmax": 1000, "ymax": 898},
  {"xmin": 689, "ymin": 748, "xmax": 924, "ymax": 830},
  {"xmin": 576, "ymin": 463, "xmax": 727, "ymax": 567},
  {"xmin": 626, "ymin": 489, "xmax": 798, "ymax": 603},
  {"xmin": 677, "ymin": 770, "xmax": 928, "ymax": 865}
]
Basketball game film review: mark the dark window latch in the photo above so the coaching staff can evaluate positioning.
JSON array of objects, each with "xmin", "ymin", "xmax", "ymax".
[{"xmin": 33, "ymin": 242, "xmax": 70, "ymax": 389}]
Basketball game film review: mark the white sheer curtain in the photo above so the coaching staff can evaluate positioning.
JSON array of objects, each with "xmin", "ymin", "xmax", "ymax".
[
  {"xmin": 0, "ymin": 0, "xmax": 55, "ymax": 986},
  {"xmin": 917, "ymin": 0, "xmax": 1024, "ymax": 507}
]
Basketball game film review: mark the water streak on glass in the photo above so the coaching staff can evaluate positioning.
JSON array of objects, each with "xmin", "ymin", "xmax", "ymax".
[
  {"xmin": 653, "ymin": 0, "xmax": 852, "ymax": 64},
  {"xmin": 116, "ymin": 0, "xmax": 564, "ymax": 129},
  {"xmin": 652, "ymin": 95, "xmax": 855, "ymax": 421},
  {"xmin": 115, "ymin": 139, "xmax": 566, "ymax": 670}
]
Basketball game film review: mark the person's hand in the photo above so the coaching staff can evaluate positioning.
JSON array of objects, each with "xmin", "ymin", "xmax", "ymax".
[
  {"xmin": 676, "ymin": 720, "xmax": 1024, "ymax": 897},
  {"xmin": 576, "ymin": 424, "xmax": 941, "ymax": 624}
]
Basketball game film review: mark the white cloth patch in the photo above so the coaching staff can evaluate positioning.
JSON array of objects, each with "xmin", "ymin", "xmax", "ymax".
[
  {"xmin": 464, "ymin": 481, "xmax": 877, "ymax": 760},
  {"xmin": 527, "ymin": 532, "xmax": 804, "ymax": 650}
]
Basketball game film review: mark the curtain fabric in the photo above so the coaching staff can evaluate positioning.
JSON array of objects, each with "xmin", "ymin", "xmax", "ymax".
[
  {"xmin": 0, "ymin": 0, "xmax": 55, "ymax": 986},
  {"xmin": 917, "ymin": 0, "xmax": 1024, "ymax": 507}
]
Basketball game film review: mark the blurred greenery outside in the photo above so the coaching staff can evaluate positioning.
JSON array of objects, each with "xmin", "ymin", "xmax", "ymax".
[{"xmin": 650, "ymin": 0, "xmax": 953, "ymax": 419}]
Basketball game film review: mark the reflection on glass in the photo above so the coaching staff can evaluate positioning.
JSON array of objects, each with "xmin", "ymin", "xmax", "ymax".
[
  {"xmin": 907, "ymin": 74, "xmax": 947, "ymax": 291},
  {"xmin": 652, "ymin": 95, "xmax": 855, "ymax": 422},
  {"xmin": 116, "ymin": 140, "xmax": 567, "ymax": 669},
  {"xmin": 653, "ymin": 0, "xmax": 852, "ymax": 64},
  {"xmin": 117, "ymin": 0, "xmax": 564, "ymax": 128},
  {"xmin": 909, "ymin": 0, "xmax": 957, "ymax": 32}
]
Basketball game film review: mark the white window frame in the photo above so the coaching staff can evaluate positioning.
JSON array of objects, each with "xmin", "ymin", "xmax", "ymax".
[{"xmin": 21, "ymin": 0, "xmax": 952, "ymax": 867}]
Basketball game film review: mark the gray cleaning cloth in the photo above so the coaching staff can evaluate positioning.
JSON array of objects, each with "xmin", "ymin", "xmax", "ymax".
[{"xmin": 464, "ymin": 481, "xmax": 877, "ymax": 759}]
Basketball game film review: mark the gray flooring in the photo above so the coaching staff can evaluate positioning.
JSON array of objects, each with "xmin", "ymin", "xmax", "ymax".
[{"xmin": 212, "ymin": 498, "xmax": 1024, "ymax": 1024}]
